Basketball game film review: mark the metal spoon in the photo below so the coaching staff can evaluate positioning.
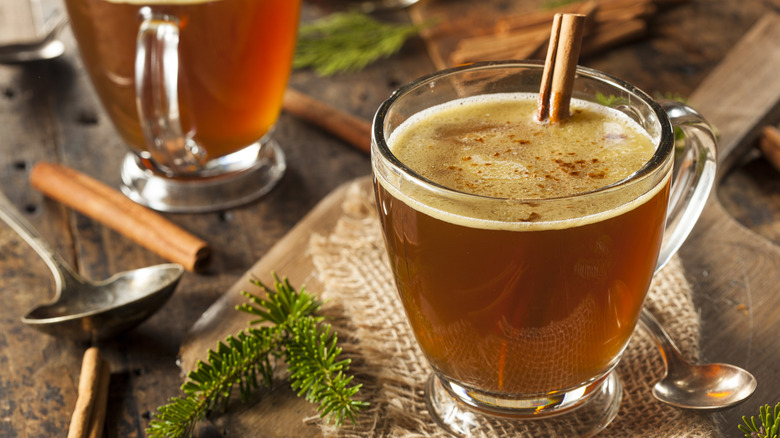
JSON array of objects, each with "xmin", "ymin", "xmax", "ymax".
[
  {"xmin": 0, "ymin": 190, "xmax": 183, "ymax": 342},
  {"xmin": 0, "ymin": 15, "xmax": 68, "ymax": 64},
  {"xmin": 0, "ymin": 39, "xmax": 65, "ymax": 63},
  {"xmin": 640, "ymin": 309, "xmax": 757, "ymax": 409}
]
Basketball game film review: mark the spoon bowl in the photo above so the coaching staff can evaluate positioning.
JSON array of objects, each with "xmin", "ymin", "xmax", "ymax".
[
  {"xmin": 640, "ymin": 309, "xmax": 757, "ymax": 409},
  {"xmin": 1, "ymin": 190, "xmax": 183, "ymax": 342},
  {"xmin": 21, "ymin": 263, "xmax": 183, "ymax": 341}
]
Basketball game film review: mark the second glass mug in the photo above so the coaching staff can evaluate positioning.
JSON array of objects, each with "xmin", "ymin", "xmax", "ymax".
[
  {"xmin": 372, "ymin": 61, "xmax": 717, "ymax": 436},
  {"xmin": 63, "ymin": 0, "xmax": 301, "ymax": 212}
]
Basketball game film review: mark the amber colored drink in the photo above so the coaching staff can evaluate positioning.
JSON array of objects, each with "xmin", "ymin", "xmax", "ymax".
[
  {"xmin": 64, "ymin": 0, "xmax": 300, "ymax": 160},
  {"xmin": 374, "ymin": 95, "xmax": 670, "ymax": 395}
]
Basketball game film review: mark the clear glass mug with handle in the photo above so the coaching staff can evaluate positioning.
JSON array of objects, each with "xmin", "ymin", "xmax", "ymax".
[
  {"xmin": 63, "ymin": 0, "xmax": 301, "ymax": 212},
  {"xmin": 371, "ymin": 61, "xmax": 716, "ymax": 436}
]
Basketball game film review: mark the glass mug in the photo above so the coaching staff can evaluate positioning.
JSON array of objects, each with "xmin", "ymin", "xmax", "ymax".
[
  {"xmin": 63, "ymin": 0, "xmax": 301, "ymax": 212},
  {"xmin": 371, "ymin": 61, "xmax": 716, "ymax": 436}
]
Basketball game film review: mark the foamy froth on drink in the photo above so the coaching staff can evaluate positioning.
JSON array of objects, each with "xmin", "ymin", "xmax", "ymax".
[{"xmin": 385, "ymin": 93, "xmax": 659, "ymax": 228}]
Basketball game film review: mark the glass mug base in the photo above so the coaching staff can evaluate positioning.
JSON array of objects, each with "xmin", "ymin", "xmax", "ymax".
[
  {"xmin": 120, "ymin": 138, "xmax": 286, "ymax": 213},
  {"xmin": 425, "ymin": 372, "xmax": 622, "ymax": 437}
]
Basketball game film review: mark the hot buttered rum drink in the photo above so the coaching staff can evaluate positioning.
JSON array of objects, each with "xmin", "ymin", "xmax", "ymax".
[
  {"xmin": 64, "ymin": 0, "xmax": 300, "ymax": 161},
  {"xmin": 374, "ymin": 93, "xmax": 669, "ymax": 394}
]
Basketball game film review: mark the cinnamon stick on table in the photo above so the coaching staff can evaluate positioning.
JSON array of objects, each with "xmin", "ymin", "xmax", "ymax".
[
  {"xmin": 537, "ymin": 13, "xmax": 586, "ymax": 123},
  {"xmin": 759, "ymin": 125, "xmax": 780, "ymax": 172},
  {"xmin": 30, "ymin": 162, "xmax": 210, "ymax": 272},
  {"xmin": 282, "ymin": 88, "xmax": 372, "ymax": 154},
  {"xmin": 67, "ymin": 347, "xmax": 110, "ymax": 438}
]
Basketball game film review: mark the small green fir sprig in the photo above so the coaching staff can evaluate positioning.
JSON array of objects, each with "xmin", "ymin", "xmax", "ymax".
[
  {"xmin": 146, "ymin": 274, "xmax": 368, "ymax": 438},
  {"xmin": 740, "ymin": 403, "xmax": 780, "ymax": 438},
  {"xmin": 294, "ymin": 11, "xmax": 424, "ymax": 76},
  {"xmin": 595, "ymin": 92, "xmax": 630, "ymax": 108},
  {"xmin": 541, "ymin": 0, "xmax": 580, "ymax": 9}
]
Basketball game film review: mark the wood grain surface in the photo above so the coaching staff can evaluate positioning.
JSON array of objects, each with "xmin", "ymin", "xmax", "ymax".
[
  {"xmin": 680, "ymin": 13, "xmax": 780, "ymax": 431},
  {"xmin": 180, "ymin": 10, "xmax": 780, "ymax": 438},
  {"xmin": 1, "ymin": 0, "xmax": 780, "ymax": 436},
  {"xmin": 179, "ymin": 179, "xmax": 359, "ymax": 437}
]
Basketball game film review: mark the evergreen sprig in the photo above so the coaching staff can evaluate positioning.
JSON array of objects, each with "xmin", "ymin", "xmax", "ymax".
[
  {"xmin": 286, "ymin": 318, "xmax": 366, "ymax": 425},
  {"xmin": 739, "ymin": 403, "xmax": 780, "ymax": 438},
  {"xmin": 294, "ymin": 11, "xmax": 424, "ymax": 76},
  {"xmin": 541, "ymin": 0, "xmax": 580, "ymax": 9},
  {"xmin": 146, "ymin": 274, "xmax": 367, "ymax": 438}
]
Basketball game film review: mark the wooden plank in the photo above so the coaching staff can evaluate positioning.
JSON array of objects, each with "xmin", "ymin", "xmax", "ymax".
[
  {"xmin": 3, "ymin": 1, "xmax": 777, "ymax": 436},
  {"xmin": 0, "ymin": 54, "xmax": 81, "ymax": 438},
  {"xmin": 179, "ymin": 12, "xmax": 780, "ymax": 437},
  {"xmin": 179, "ymin": 178, "xmax": 361, "ymax": 437},
  {"xmin": 688, "ymin": 14, "xmax": 780, "ymax": 174},
  {"xmin": 409, "ymin": 0, "xmax": 544, "ymax": 70},
  {"xmin": 677, "ymin": 12, "xmax": 780, "ymax": 430}
]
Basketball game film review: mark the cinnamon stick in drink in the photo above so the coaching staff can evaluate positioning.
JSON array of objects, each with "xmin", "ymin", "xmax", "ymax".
[
  {"xmin": 30, "ymin": 162, "xmax": 210, "ymax": 272},
  {"xmin": 537, "ymin": 13, "xmax": 586, "ymax": 123},
  {"xmin": 537, "ymin": 14, "xmax": 563, "ymax": 122}
]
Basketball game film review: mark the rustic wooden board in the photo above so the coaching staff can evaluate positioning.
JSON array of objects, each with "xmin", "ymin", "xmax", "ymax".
[
  {"xmin": 407, "ymin": 0, "xmax": 680, "ymax": 71},
  {"xmin": 179, "ymin": 177, "xmax": 359, "ymax": 437},
  {"xmin": 408, "ymin": 0, "xmax": 545, "ymax": 69},
  {"xmin": 679, "ymin": 13, "xmax": 780, "ymax": 428},
  {"xmin": 179, "ymin": 12, "xmax": 780, "ymax": 438}
]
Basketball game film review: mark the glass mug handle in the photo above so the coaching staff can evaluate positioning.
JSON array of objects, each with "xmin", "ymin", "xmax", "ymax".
[
  {"xmin": 135, "ymin": 7, "xmax": 205, "ymax": 174},
  {"xmin": 655, "ymin": 100, "xmax": 718, "ymax": 273}
]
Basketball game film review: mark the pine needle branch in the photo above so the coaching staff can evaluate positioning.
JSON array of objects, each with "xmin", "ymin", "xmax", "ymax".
[
  {"xmin": 294, "ymin": 11, "xmax": 425, "ymax": 76},
  {"xmin": 147, "ymin": 330, "xmax": 281, "ymax": 438},
  {"xmin": 286, "ymin": 317, "xmax": 370, "ymax": 426},
  {"xmin": 146, "ymin": 273, "xmax": 367, "ymax": 438},
  {"xmin": 739, "ymin": 403, "xmax": 780, "ymax": 438}
]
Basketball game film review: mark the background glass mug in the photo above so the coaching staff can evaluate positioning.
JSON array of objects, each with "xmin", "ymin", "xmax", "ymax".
[
  {"xmin": 63, "ymin": 0, "xmax": 301, "ymax": 212},
  {"xmin": 371, "ymin": 61, "xmax": 717, "ymax": 436}
]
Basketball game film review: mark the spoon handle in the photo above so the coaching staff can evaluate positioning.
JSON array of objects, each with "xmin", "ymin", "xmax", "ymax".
[
  {"xmin": 639, "ymin": 309, "xmax": 688, "ymax": 373},
  {"xmin": 0, "ymin": 189, "xmax": 79, "ymax": 287}
]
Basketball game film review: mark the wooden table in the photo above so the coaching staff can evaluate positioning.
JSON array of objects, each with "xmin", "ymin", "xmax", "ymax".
[{"xmin": 1, "ymin": 0, "xmax": 778, "ymax": 436}]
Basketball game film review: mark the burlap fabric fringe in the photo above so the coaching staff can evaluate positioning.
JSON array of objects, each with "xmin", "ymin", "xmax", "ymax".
[{"xmin": 309, "ymin": 181, "xmax": 719, "ymax": 437}]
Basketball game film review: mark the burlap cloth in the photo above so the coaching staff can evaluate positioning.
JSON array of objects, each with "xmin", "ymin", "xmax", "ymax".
[{"xmin": 309, "ymin": 181, "xmax": 719, "ymax": 437}]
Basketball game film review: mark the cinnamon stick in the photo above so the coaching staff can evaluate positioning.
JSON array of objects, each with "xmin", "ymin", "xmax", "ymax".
[
  {"xmin": 67, "ymin": 348, "xmax": 110, "ymax": 438},
  {"xmin": 282, "ymin": 88, "xmax": 372, "ymax": 155},
  {"xmin": 87, "ymin": 362, "xmax": 110, "ymax": 438},
  {"xmin": 538, "ymin": 13, "xmax": 586, "ymax": 123},
  {"xmin": 537, "ymin": 14, "xmax": 563, "ymax": 122},
  {"xmin": 759, "ymin": 125, "xmax": 780, "ymax": 172},
  {"xmin": 30, "ymin": 162, "xmax": 210, "ymax": 272}
]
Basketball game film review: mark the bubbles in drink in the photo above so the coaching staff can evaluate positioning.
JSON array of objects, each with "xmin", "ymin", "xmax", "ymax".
[{"xmin": 389, "ymin": 93, "xmax": 656, "ymax": 200}]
